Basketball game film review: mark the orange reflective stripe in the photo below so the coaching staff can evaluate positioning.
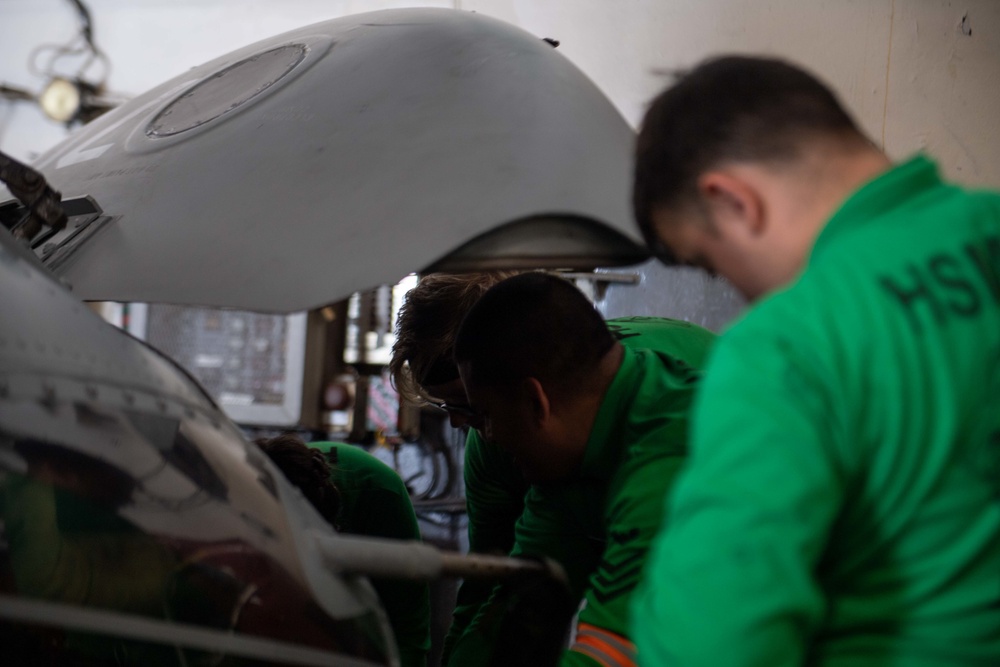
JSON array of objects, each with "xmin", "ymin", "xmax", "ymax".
[
  {"xmin": 570, "ymin": 623, "xmax": 636, "ymax": 667},
  {"xmin": 576, "ymin": 624, "xmax": 636, "ymax": 660}
]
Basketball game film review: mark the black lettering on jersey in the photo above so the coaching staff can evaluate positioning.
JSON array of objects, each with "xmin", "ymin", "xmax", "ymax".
[
  {"xmin": 591, "ymin": 550, "xmax": 645, "ymax": 603},
  {"xmin": 880, "ymin": 237, "xmax": 998, "ymax": 333},
  {"xmin": 658, "ymin": 353, "xmax": 701, "ymax": 385},
  {"xmin": 880, "ymin": 264, "xmax": 947, "ymax": 333},
  {"xmin": 965, "ymin": 234, "xmax": 1000, "ymax": 304},
  {"xmin": 928, "ymin": 253, "xmax": 981, "ymax": 316},
  {"xmin": 598, "ymin": 550, "xmax": 644, "ymax": 575},
  {"xmin": 591, "ymin": 560, "xmax": 645, "ymax": 604},
  {"xmin": 607, "ymin": 323, "xmax": 642, "ymax": 341},
  {"xmin": 609, "ymin": 527, "xmax": 640, "ymax": 543}
]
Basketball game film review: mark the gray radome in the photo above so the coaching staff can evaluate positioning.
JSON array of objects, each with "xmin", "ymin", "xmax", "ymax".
[{"xmin": 8, "ymin": 8, "xmax": 645, "ymax": 313}]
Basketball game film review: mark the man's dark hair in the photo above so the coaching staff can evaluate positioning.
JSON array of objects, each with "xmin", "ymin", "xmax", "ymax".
[
  {"xmin": 453, "ymin": 273, "xmax": 614, "ymax": 395},
  {"xmin": 633, "ymin": 55, "xmax": 870, "ymax": 254},
  {"xmin": 255, "ymin": 434, "xmax": 341, "ymax": 529}
]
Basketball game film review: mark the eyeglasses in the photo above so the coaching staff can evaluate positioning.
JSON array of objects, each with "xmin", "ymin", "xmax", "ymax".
[{"xmin": 430, "ymin": 400, "xmax": 480, "ymax": 419}]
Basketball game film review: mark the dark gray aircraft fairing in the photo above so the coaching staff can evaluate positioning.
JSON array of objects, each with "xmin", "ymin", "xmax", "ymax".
[{"xmin": 0, "ymin": 228, "xmax": 396, "ymax": 665}]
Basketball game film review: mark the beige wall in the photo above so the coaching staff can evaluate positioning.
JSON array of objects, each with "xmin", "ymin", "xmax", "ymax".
[
  {"xmin": 1, "ymin": 0, "xmax": 998, "ymax": 185},
  {"xmin": 461, "ymin": 0, "xmax": 1000, "ymax": 187}
]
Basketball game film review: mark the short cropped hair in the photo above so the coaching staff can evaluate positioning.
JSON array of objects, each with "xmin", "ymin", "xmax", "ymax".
[
  {"xmin": 633, "ymin": 55, "xmax": 869, "ymax": 252},
  {"xmin": 255, "ymin": 434, "xmax": 341, "ymax": 529},
  {"xmin": 454, "ymin": 273, "xmax": 614, "ymax": 396},
  {"xmin": 390, "ymin": 272, "xmax": 519, "ymax": 405}
]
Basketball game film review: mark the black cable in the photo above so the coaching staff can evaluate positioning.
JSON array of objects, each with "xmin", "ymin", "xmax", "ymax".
[
  {"xmin": 0, "ymin": 84, "xmax": 36, "ymax": 103},
  {"xmin": 27, "ymin": 0, "xmax": 109, "ymax": 88},
  {"xmin": 68, "ymin": 0, "xmax": 96, "ymax": 51}
]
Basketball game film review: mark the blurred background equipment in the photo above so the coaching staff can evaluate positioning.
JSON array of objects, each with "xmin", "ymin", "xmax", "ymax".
[{"xmin": 0, "ymin": 0, "xmax": 125, "ymax": 127}]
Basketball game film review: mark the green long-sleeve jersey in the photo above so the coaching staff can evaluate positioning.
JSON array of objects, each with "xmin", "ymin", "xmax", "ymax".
[
  {"xmin": 632, "ymin": 155, "xmax": 1000, "ymax": 666},
  {"xmin": 448, "ymin": 317, "xmax": 716, "ymax": 667},
  {"xmin": 312, "ymin": 442, "xmax": 431, "ymax": 667},
  {"xmin": 463, "ymin": 318, "xmax": 716, "ymax": 554},
  {"xmin": 446, "ymin": 317, "xmax": 716, "ymax": 664}
]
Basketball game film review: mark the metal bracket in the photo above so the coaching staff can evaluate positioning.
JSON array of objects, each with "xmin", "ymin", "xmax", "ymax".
[
  {"xmin": 0, "ymin": 150, "xmax": 67, "ymax": 239},
  {"xmin": 554, "ymin": 270, "xmax": 640, "ymax": 303},
  {"xmin": 23, "ymin": 195, "xmax": 114, "ymax": 274}
]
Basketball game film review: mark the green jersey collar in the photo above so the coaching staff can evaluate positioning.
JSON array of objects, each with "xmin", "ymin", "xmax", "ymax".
[
  {"xmin": 580, "ymin": 344, "xmax": 640, "ymax": 479},
  {"xmin": 811, "ymin": 154, "xmax": 941, "ymax": 262}
]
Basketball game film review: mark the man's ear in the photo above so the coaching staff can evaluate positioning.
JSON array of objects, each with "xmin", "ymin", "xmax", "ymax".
[
  {"xmin": 522, "ymin": 377, "xmax": 551, "ymax": 425},
  {"xmin": 696, "ymin": 169, "xmax": 765, "ymax": 237}
]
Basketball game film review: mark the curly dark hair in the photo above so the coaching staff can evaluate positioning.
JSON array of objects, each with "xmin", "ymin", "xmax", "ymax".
[{"xmin": 255, "ymin": 434, "xmax": 341, "ymax": 529}]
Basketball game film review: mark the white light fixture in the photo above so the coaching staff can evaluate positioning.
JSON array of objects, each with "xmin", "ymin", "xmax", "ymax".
[{"xmin": 39, "ymin": 77, "xmax": 81, "ymax": 123}]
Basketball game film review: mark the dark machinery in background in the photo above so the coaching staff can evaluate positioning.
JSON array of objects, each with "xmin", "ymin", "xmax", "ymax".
[
  {"xmin": 1, "ymin": 0, "xmax": 125, "ymax": 127},
  {"xmin": 118, "ymin": 292, "xmax": 468, "ymax": 529}
]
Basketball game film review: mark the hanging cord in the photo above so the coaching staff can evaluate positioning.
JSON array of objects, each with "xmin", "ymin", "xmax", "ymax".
[{"xmin": 28, "ymin": 0, "xmax": 110, "ymax": 88}]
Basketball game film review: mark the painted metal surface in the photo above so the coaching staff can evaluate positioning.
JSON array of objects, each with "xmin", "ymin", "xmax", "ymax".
[
  {"xmin": 0, "ymin": 8, "xmax": 644, "ymax": 313},
  {"xmin": 596, "ymin": 260, "xmax": 746, "ymax": 333},
  {"xmin": 0, "ymin": 228, "xmax": 396, "ymax": 664}
]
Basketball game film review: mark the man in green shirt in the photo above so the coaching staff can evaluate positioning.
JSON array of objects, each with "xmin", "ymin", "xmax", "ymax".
[
  {"xmin": 461, "ymin": 315, "xmax": 715, "ymax": 569},
  {"xmin": 630, "ymin": 55, "xmax": 1000, "ymax": 666},
  {"xmin": 450, "ymin": 272, "xmax": 708, "ymax": 667},
  {"xmin": 390, "ymin": 274, "xmax": 715, "ymax": 665},
  {"xmin": 257, "ymin": 435, "xmax": 431, "ymax": 667}
]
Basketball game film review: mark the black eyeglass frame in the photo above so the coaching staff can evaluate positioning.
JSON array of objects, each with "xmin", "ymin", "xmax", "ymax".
[{"xmin": 429, "ymin": 400, "xmax": 480, "ymax": 419}]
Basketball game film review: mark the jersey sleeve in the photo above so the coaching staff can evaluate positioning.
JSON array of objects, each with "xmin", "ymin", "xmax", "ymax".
[
  {"xmin": 445, "ymin": 483, "xmax": 603, "ymax": 667},
  {"xmin": 631, "ymin": 322, "xmax": 846, "ymax": 667},
  {"xmin": 442, "ymin": 430, "xmax": 529, "ymax": 664},
  {"xmin": 510, "ymin": 484, "xmax": 604, "ymax": 595},
  {"xmin": 465, "ymin": 429, "xmax": 529, "ymax": 556},
  {"xmin": 563, "ymin": 418, "xmax": 688, "ymax": 667},
  {"xmin": 447, "ymin": 451, "xmax": 682, "ymax": 667}
]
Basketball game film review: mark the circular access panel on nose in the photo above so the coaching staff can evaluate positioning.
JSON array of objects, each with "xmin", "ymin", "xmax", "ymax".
[{"xmin": 146, "ymin": 44, "xmax": 307, "ymax": 138}]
